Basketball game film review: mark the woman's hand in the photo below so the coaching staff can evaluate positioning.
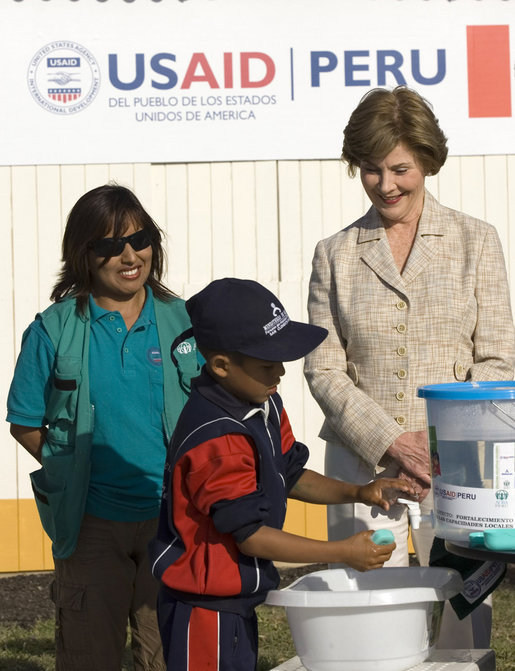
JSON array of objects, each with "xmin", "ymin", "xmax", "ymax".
[
  {"xmin": 387, "ymin": 430, "xmax": 431, "ymax": 484},
  {"xmin": 10, "ymin": 424, "xmax": 47, "ymax": 464},
  {"xmin": 397, "ymin": 470, "xmax": 431, "ymax": 502},
  {"xmin": 357, "ymin": 478, "xmax": 416, "ymax": 511}
]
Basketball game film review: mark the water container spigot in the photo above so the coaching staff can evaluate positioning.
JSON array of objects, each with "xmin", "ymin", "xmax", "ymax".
[{"xmin": 397, "ymin": 498, "xmax": 434, "ymax": 530}]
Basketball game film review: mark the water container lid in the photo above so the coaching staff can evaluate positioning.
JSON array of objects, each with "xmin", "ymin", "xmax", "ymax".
[{"xmin": 417, "ymin": 381, "xmax": 515, "ymax": 400}]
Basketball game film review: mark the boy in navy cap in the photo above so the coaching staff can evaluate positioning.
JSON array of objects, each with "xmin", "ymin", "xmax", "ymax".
[{"xmin": 150, "ymin": 278, "xmax": 414, "ymax": 671}]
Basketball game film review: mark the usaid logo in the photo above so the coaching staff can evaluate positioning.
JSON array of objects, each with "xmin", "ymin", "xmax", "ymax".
[
  {"xmin": 434, "ymin": 485, "xmax": 456, "ymax": 501},
  {"xmin": 463, "ymin": 579, "xmax": 482, "ymax": 600},
  {"xmin": 28, "ymin": 41, "xmax": 100, "ymax": 115}
]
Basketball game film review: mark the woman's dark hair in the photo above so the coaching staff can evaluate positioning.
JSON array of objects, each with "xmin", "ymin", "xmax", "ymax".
[
  {"xmin": 51, "ymin": 183, "xmax": 175, "ymax": 311},
  {"xmin": 341, "ymin": 86, "xmax": 448, "ymax": 177}
]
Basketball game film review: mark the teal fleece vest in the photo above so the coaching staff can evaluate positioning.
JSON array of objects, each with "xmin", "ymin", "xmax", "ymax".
[{"xmin": 30, "ymin": 294, "xmax": 199, "ymax": 559}]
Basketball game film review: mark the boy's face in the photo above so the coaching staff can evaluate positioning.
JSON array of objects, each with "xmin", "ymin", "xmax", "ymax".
[{"xmin": 218, "ymin": 355, "xmax": 285, "ymax": 404}]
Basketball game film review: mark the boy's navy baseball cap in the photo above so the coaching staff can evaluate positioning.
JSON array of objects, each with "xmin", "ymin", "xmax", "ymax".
[{"xmin": 185, "ymin": 278, "xmax": 327, "ymax": 362}]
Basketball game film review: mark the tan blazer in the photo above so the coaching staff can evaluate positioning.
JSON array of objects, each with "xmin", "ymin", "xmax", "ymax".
[{"xmin": 304, "ymin": 190, "xmax": 515, "ymax": 471}]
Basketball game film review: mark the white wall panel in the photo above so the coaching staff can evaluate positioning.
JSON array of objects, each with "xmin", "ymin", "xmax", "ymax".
[
  {"xmin": 210, "ymin": 162, "xmax": 233, "ymax": 279},
  {"xmin": 320, "ymin": 161, "xmax": 343, "ymax": 238},
  {"xmin": 163, "ymin": 164, "xmax": 189, "ymax": 293},
  {"xmin": 255, "ymin": 161, "xmax": 279, "ymax": 283},
  {"xmin": 133, "ymin": 164, "xmax": 154, "ymax": 216},
  {"xmin": 460, "ymin": 156, "xmax": 486, "ymax": 221},
  {"xmin": 278, "ymin": 161, "xmax": 302, "ymax": 281},
  {"xmin": 36, "ymin": 166, "xmax": 62, "ymax": 307},
  {"xmin": 108, "ymin": 164, "xmax": 134, "ymax": 189},
  {"xmin": 85, "ymin": 164, "xmax": 110, "ymax": 193},
  {"xmin": 232, "ymin": 162, "xmax": 257, "ymax": 280},
  {"xmin": 149, "ymin": 164, "xmax": 167, "ymax": 230},
  {"xmin": 60, "ymin": 166, "xmax": 87, "ymax": 232},
  {"xmin": 0, "ymin": 167, "xmax": 16, "ymax": 500},
  {"xmin": 187, "ymin": 163, "xmax": 213, "ymax": 286},
  {"xmin": 12, "ymin": 167, "xmax": 39, "ymax": 351},
  {"xmin": 437, "ymin": 156, "xmax": 462, "ymax": 212},
  {"xmin": 424, "ymin": 174, "xmax": 439, "ymax": 202},
  {"xmin": 278, "ymin": 280, "xmax": 311, "ymax": 464},
  {"xmin": 484, "ymin": 155, "xmax": 509, "ymax": 255},
  {"xmin": 340, "ymin": 162, "xmax": 369, "ymax": 232},
  {"xmin": 300, "ymin": 161, "xmax": 323, "ymax": 280},
  {"xmin": 11, "ymin": 167, "xmax": 41, "ymax": 499}
]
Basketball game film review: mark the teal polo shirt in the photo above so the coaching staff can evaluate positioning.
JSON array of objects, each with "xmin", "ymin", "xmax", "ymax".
[{"xmin": 7, "ymin": 288, "xmax": 168, "ymax": 522}]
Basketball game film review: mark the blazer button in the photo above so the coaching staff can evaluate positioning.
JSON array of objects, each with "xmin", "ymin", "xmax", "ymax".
[
  {"xmin": 396, "ymin": 416, "xmax": 406, "ymax": 425},
  {"xmin": 396, "ymin": 300, "xmax": 407, "ymax": 310},
  {"xmin": 397, "ymin": 346, "xmax": 407, "ymax": 356},
  {"xmin": 396, "ymin": 323, "xmax": 407, "ymax": 333},
  {"xmin": 397, "ymin": 369, "xmax": 407, "ymax": 379},
  {"xmin": 396, "ymin": 391, "xmax": 405, "ymax": 401}
]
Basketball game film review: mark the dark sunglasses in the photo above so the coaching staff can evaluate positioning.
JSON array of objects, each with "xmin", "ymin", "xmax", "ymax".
[{"xmin": 88, "ymin": 229, "xmax": 152, "ymax": 257}]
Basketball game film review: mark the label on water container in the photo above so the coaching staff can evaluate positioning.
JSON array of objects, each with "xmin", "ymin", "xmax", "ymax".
[
  {"xmin": 493, "ymin": 442, "xmax": 515, "ymax": 490},
  {"xmin": 433, "ymin": 481, "xmax": 514, "ymax": 534}
]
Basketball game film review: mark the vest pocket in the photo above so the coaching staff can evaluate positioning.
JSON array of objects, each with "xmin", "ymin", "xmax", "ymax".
[
  {"xmin": 46, "ymin": 356, "xmax": 81, "ymax": 442},
  {"xmin": 31, "ymin": 446, "xmax": 91, "ymax": 558},
  {"xmin": 30, "ymin": 452, "xmax": 74, "ymax": 547}
]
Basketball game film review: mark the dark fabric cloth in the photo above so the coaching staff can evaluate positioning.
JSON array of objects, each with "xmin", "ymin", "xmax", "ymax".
[
  {"xmin": 53, "ymin": 514, "xmax": 165, "ymax": 671},
  {"xmin": 157, "ymin": 589, "xmax": 258, "ymax": 671},
  {"xmin": 429, "ymin": 536, "xmax": 506, "ymax": 619}
]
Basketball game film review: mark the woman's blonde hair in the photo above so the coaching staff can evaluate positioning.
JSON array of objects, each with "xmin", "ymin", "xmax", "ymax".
[{"xmin": 341, "ymin": 86, "xmax": 448, "ymax": 176}]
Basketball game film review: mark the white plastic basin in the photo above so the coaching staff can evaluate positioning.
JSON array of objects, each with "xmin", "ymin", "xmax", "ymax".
[{"xmin": 265, "ymin": 567, "xmax": 463, "ymax": 671}]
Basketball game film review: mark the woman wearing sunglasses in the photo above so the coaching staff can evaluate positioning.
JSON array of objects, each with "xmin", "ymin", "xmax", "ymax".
[{"xmin": 6, "ymin": 184, "xmax": 200, "ymax": 671}]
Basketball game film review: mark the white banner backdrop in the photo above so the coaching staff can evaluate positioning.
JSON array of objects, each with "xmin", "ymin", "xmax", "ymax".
[{"xmin": 1, "ymin": 0, "xmax": 514, "ymax": 165}]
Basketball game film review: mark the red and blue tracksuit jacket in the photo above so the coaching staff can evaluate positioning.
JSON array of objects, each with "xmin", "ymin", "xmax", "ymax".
[{"xmin": 149, "ymin": 369, "xmax": 309, "ymax": 617}]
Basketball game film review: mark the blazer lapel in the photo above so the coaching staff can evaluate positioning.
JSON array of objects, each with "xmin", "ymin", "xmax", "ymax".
[
  {"xmin": 358, "ymin": 207, "xmax": 407, "ymax": 296},
  {"xmin": 358, "ymin": 191, "xmax": 445, "ymax": 292},
  {"xmin": 402, "ymin": 191, "xmax": 445, "ymax": 286}
]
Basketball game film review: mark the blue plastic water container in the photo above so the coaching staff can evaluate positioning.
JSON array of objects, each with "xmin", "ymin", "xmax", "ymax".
[{"xmin": 417, "ymin": 382, "xmax": 515, "ymax": 542}]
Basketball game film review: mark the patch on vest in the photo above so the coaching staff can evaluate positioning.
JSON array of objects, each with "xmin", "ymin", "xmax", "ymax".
[{"xmin": 147, "ymin": 347, "xmax": 163, "ymax": 365}]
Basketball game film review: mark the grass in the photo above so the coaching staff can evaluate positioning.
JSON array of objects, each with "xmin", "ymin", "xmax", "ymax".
[
  {"xmin": 0, "ymin": 619, "xmax": 55, "ymax": 671},
  {"xmin": 0, "ymin": 578, "xmax": 513, "ymax": 671},
  {"xmin": 490, "ymin": 584, "xmax": 515, "ymax": 671}
]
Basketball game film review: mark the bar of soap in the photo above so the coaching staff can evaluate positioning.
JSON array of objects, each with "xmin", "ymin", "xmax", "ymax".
[{"xmin": 371, "ymin": 529, "xmax": 395, "ymax": 545}]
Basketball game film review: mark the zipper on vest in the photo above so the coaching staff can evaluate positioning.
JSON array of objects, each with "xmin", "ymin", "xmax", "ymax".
[{"xmin": 263, "ymin": 418, "xmax": 276, "ymax": 457}]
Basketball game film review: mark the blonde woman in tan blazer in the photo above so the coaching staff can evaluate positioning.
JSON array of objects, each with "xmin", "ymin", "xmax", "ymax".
[{"xmin": 304, "ymin": 87, "xmax": 515, "ymax": 648}]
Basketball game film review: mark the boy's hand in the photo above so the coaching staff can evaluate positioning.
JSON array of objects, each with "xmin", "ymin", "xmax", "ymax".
[
  {"xmin": 357, "ymin": 478, "xmax": 416, "ymax": 511},
  {"xmin": 339, "ymin": 530, "xmax": 395, "ymax": 571}
]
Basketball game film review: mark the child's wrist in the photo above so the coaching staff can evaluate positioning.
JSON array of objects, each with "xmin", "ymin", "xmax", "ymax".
[{"xmin": 350, "ymin": 483, "xmax": 363, "ymax": 503}]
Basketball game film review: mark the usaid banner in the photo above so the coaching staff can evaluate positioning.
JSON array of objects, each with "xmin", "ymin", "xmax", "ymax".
[{"xmin": 1, "ymin": 0, "xmax": 514, "ymax": 165}]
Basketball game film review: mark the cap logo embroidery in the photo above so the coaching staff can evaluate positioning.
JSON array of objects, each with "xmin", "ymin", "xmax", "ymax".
[{"xmin": 263, "ymin": 303, "xmax": 290, "ymax": 337}]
